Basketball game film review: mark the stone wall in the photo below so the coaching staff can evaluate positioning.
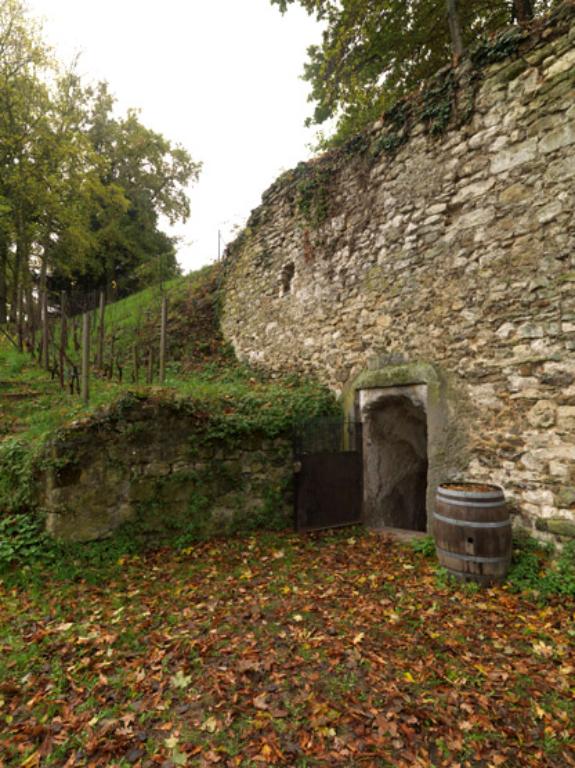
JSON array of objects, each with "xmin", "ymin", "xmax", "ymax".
[
  {"xmin": 42, "ymin": 396, "xmax": 292, "ymax": 543},
  {"xmin": 222, "ymin": 7, "xmax": 575, "ymax": 539}
]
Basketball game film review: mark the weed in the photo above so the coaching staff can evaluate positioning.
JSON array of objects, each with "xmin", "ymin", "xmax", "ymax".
[
  {"xmin": 411, "ymin": 535, "xmax": 436, "ymax": 558},
  {"xmin": 508, "ymin": 534, "xmax": 575, "ymax": 599}
]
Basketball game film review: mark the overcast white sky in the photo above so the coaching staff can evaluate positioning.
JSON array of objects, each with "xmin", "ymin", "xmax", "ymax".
[{"xmin": 26, "ymin": 0, "xmax": 323, "ymax": 272}]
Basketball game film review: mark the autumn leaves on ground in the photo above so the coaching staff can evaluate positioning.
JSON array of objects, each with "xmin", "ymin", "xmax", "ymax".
[{"xmin": 1, "ymin": 532, "xmax": 574, "ymax": 768}]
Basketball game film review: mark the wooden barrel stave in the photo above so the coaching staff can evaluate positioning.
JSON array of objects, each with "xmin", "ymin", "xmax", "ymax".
[{"xmin": 434, "ymin": 483, "xmax": 511, "ymax": 586}]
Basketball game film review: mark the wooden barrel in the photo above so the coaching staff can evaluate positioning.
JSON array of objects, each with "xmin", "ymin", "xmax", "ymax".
[{"xmin": 433, "ymin": 483, "xmax": 511, "ymax": 586}]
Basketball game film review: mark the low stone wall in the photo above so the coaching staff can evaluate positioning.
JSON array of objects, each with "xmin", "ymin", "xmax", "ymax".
[
  {"xmin": 222, "ymin": 7, "xmax": 575, "ymax": 539},
  {"xmin": 41, "ymin": 396, "xmax": 293, "ymax": 543}
]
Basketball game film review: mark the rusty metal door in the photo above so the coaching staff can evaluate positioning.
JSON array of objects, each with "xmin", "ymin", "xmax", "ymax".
[{"xmin": 294, "ymin": 418, "xmax": 362, "ymax": 532}]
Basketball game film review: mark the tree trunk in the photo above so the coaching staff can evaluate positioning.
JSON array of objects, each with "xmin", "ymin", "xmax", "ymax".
[
  {"xmin": 513, "ymin": 0, "xmax": 534, "ymax": 23},
  {"xmin": 446, "ymin": 0, "xmax": 464, "ymax": 61}
]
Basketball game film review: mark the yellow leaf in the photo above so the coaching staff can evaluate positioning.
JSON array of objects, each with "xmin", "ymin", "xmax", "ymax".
[
  {"xmin": 201, "ymin": 716, "xmax": 218, "ymax": 733},
  {"xmin": 403, "ymin": 672, "xmax": 415, "ymax": 683},
  {"xmin": 353, "ymin": 632, "xmax": 365, "ymax": 645},
  {"xmin": 20, "ymin": 752, "xmax": 40, "ymax": 768},
  {"xmin": 534, "ymin": 703, "xmax": 546, "ymax": 719}
]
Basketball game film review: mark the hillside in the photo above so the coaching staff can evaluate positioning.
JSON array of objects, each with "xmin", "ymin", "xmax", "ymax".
[
  {"xmin": 1, "ymin": 266, "xmax": 227, "ymax": 443},
  {"xmin": 0, "ymin": 265, "xmax": 337, "ymax": 528}
]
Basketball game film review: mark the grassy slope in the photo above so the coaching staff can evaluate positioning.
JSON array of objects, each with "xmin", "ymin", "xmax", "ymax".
[
  {"xmin": 0, "ymin": 266, "xmax": 337, "ymax": 520},
  {"xmin": 1, "ymin": 265, "xmax": 336, "ymax": 447}
]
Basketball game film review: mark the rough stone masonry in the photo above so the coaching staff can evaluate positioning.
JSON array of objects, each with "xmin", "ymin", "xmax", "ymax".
[{"xmin": 222, "ymin": 5, "xmax": 575, "ymax": 539}]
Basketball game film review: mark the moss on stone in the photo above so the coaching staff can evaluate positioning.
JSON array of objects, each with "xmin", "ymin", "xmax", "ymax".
[{"xmin": 545, "ymin": 518, "xmax": 575, "ymax": 538}]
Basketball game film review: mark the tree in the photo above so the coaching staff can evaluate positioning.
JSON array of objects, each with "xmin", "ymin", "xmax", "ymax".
[
  {"xmin": 513, "ymin": 0, "xmax": 535, "ymax": 21},
  {"xmin": 0, "ymin": 0, "xmax": 201, "ymax": 325},
  {"xmin": 271, "ymin": 0, "xmax": 557, "ymax": 145},
  {"xmin": 0, "ymin": 0, "xmax": 51, "ymax": 321},
  {"xmin": 58, "ymin": 82, "xmax": 201, "ymax": 295}
]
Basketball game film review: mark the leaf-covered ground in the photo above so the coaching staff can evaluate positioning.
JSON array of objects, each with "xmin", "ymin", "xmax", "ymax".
[{"xmin": 1, "ymin": 532, "xmax": 574, "ymax": 768}]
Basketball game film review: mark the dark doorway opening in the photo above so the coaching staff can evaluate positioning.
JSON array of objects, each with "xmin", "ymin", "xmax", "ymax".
[{"xmin": 362, "ymin": 394, "xmax": 428, "ymax": 532}]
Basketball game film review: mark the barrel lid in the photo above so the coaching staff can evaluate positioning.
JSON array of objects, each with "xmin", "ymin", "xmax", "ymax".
[{"xmin": 437, "ymin": 482, "xmax": 504, "ymax": 501}]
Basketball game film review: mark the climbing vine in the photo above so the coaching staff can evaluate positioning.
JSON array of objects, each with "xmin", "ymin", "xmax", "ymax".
[{"xmin": 295, "ymin": 162, "xmax": 334, "ymax": 227}]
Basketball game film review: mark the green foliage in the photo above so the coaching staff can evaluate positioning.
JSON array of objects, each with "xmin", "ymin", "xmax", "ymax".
[
  {"xmin": 369, "ymin": 99, "xmax": 413, "ymax": 158},
  {"xmin": 433, "ymin": 534, "xmax": 575, "ymax": 599},
  {"xmin": 410, "ymin": 535, "xmax": 436, "ymax": 558},
  {"xmin": 271, "ymin": 0, "xmax": 557, "ymax": 146},
  {"xmin": 470, "ymin": 27, "xmax": 524, "ymax": 67},
  {"xmin": 420, "ymin": 70, "xmax": 457, "ymax": 136},
  {"xmin": 507, "ymin": 534, "xmax": 575, "ymax": 598},
  {"xmin": 0, "ymin": 512, "xmax": 48, "ymax": 570},
  {"xmin": 295, "ymin": 162, "xmax": 333, "ymax": 226},
  {"xmin": 0, "ymin": 439, "xmax": 36, "ymax": 513},
  {"xmin": 0, "ymin": 0, "xmax": 200, "ymax": 324}
]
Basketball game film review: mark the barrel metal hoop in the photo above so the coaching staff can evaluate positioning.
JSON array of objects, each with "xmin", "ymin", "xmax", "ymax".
[
  {"xmin": 436, "ymin": 546, "xmax": 510, "ymax": 564},
  {"xmin": 436, "ymin": 496, "xmax": 506, "ymax": 509},
  {"xmin": 442, "ymin": 566, "xmax": 500, "ymax": 581},
  {"xmin": 433, "ymin": 512, "xmax": 511, "ymax": 529},
  {"xmin": 437, "ymin": 486, "xmax": 503, "ymax": 501}
]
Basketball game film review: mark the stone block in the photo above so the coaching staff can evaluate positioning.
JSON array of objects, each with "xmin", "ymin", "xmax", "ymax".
[
  {"xmin": 545, "ymin": 518, "xmax": 575, "ymax": 538},
  {"xmin": 545, "ymin": 48, "xmax": 575, "ymax": 79},
  {"xmin": 527, "ymin": 400, "xmax": 557, "ymax": 428},
  {"xmin": 557, "ymin": 406, "xmax": 575, "ymax": 431},
  {"xmin": 490, "ymin": 138, "xmax": 538, "ymax": 174},
  {"xmin": 555, "ymin": 487, "xmax": 575, "ymax": 508},
  {"xmin": 540, "ymin": 124, "xmax": 575, "ymax": 154}
]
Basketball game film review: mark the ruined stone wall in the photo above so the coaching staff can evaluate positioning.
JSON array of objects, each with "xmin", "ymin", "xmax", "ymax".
[
  {"xmin": 222, "ymin": 7, "xmax": 575, "ymax": 538},
  {"xmin": 42, "ymin": 397, "xmax": 292, "ymax": 543}
]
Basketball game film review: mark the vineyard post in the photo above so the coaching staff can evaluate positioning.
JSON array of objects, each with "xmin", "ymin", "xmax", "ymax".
[
  {"xmin": 159, "ymin": 295, "xmax": 167, "ymax": 384},
  {"xmin": 59, "ymin": 291, "xmax": 67, "ymax": 390},
  {"xmin": 96, "ymin": 290, "xmax": 105, "ymax": 369},
  {"xmin": 81, "ymin": 312, "xmax": 90, "ymax": 404},
  {"xmin": 41, "ymin": 291, "xmax": 49, "ymax": 370}
]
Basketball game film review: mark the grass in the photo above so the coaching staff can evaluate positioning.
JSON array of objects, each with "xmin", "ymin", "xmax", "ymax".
[
  {"xmin": 56, "ymin": 265, "xmax": 228, "ymax": 381},
  {"xmin": 1, "ymin": 530, "xmax": 574, "ymax": 767}
]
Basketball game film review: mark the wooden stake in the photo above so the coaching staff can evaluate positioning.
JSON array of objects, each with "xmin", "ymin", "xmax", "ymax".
[
  {"xmin": 59, "ymin": 291, "xmax": 67, "ymax": 390},
  {"xmin": 26, "ymin": 287, "xmax": 35, "ymax": 357},
  {"xmin": 96, "ymin": 290, "xmax": 105, "ymax": 369},
  {"xmin": 147, "ymin": 347, "xmax": 154, "ymax": 385},
  {"xmin": 81, "ymin": 312, "xmax": 90, "ymax": 404},
  {"xmin": 133, "ymin": 343, "xmax": 139, "ymax": 384},
  {"xmin": 159, "ymin": 295, "xmax": 167, "ymax": 384},
  {"xmin": 41, "ymin": 291, "xmax": 49, "ymax": 370}
]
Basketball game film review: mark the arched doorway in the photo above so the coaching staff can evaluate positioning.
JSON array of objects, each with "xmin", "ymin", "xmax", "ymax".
[{"xmin": 361, "ymin": 389, "xmax": 428, "ymax": 532}]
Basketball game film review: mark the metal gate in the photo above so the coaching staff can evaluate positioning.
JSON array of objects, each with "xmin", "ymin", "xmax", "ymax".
[{"xmin": 294, "ymin": 417, "xmax": 363, "ymax": 532}]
